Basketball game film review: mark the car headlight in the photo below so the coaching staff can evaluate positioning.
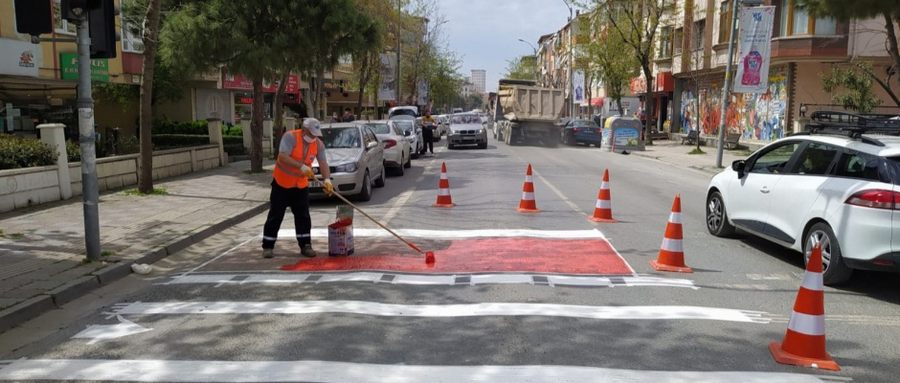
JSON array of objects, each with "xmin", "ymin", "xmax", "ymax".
[
  {"xmin": 476, "ymin": 129, "xmax": 484, "ymax": 134},
  {"xmin": 333, "ymin": 163, "xmax": 358, "ymax": 173}
]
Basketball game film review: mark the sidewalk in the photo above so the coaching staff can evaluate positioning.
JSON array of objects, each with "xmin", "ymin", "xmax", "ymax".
[
  {"xmin": 630, "ymin": 139, "xmax": 752, "ymax": 175},
  {"xmin": 0, "ymin": 160, "xmax": 273, "ymax": 333}
]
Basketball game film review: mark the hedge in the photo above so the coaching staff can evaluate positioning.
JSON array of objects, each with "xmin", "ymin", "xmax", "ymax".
[
  {"xmin": 0, "ymin": 134, "xmax": 56, "ymax": 170},
  {"xmin": 153, "ymin": 119, "xmax": 210, "ymax": 135}
]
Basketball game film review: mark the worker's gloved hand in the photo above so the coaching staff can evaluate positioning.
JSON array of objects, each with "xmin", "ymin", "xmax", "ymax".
[
  {"xmin": 323, "ymin": 179, "xmax": 334, "ymax": 196},
  {"xmin": 300, "ymin": 165, "xmax": 314, "ymax": 178}
]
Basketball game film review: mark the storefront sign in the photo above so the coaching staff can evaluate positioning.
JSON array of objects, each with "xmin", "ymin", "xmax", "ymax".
[
  {"xmin": 378, "ymin": 53, "xmax": 397, "ymax": 101},
  {"xmin": 222, "ymin": 71, "xmax": 299, "ymax": 93},
  {"xmin": 734, "ymin": 6, "xmax": 775, "ymax": 94},
  {"xmin": 60, "ymin": 53, "xmax": 110, "ymax": 82},
  {"xmin": 0, "ymin": 39, "xmax": 42, "ymax": 77}
]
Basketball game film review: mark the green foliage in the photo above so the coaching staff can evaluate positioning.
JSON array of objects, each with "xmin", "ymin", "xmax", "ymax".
[
  {"xmin": 66, "ymin": 141, "xmax": 81, "ymax": 162},
  {"xmin": 153, "ymin": 119, "xmax": 209, "ymax": 135},
  {"xmin": 585, "ymin": 13, "xmax": 640, "ymax": 112},
  {"xmin": 124, "ymin": 187, "xmax": 168, "ymax": 195},
  {"xmin": 151, "ymin": 134, "xmax": 210, "ymax": 149},
  {"xmin": 688, "ymin": 147, "xmax": 706, "ymax": 155},
  {"xmin": 822, "ymin": 62, "xmax": 883, "ymax": 113},
  {"xmin": 222, "ymin": 123, "xmax": 242, "ymax": 136},
  {"xmin": 0, "ymin": 134, "xmax": 56, "ymax": 170},
  {"xmin": 504, "ymin": 56, "xmax": 538, "ymax": 80}
]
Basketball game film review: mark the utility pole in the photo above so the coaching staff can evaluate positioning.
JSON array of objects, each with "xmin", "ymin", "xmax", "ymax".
[
  {"xmin": 75, "ymin": 13, "xmax": 101, "ymax": 261},
  {"xmin": 395, "ymin": 0, "xmax": 402, "ymax": 105},
  {"xmin": 562, "ymin": 0, "xmax": 574, "ymax": 118}
]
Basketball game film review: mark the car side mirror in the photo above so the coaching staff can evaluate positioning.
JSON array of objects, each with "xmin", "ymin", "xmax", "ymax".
[
  {"xmin": 367, "ymin": 141, "xmax": 379, "ymax": 150},
  {"xmin": 732, "ymin": 160, "xmax": 746, "ymax": 178},
  {"xmin": 404, "ymin": 130, "xmax": 411, "ymax": 136}
]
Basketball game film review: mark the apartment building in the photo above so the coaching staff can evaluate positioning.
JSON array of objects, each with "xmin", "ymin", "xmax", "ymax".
[{"xmin": 658, "ymin": 0, "xmax": 898, "ymax": 145}]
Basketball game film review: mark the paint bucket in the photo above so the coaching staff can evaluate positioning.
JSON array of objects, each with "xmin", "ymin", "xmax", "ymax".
[{"xmin": 328, "ymin": 218, "xmax": 354, "ymax": 256}]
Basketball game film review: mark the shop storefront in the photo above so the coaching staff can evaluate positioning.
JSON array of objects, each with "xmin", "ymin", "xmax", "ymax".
[{"xmin": 221, "ymin": 71, "xmax": 301, "ymax": 123}]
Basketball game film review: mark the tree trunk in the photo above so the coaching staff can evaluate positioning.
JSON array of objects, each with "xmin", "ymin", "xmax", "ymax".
[
  {"xmin": 302, "ymin": 72, "xmax": 316, "ymax": 118},
  {"xmin": 883, "ymin": 13, "xmax": 900, "ymax": 90},
  {"xmin": 616, "ymin": 98, "xmax": 624, "ymax": 118},
  {"xmin": 138, "ymin": 0, "xmax": 162, "ymax": 194},
  {"xmin": 249, "ymin": 77, "xmax": 264, "ymax": 173},
  {"xmin": 641, "ymin": 61, "xmax": 655, "ymax": 145},
  {"xmin": 357, "ymin": 53, "xmax": 371, "ymax": 110},
  {"xmin": 272, "ymin": 72, "xmax": 288, "ymax": 160}
]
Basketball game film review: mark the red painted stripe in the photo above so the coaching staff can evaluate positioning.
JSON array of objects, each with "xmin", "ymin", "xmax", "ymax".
[{"xmin": 282, "ymin": 238, "xmax": 633, "ymax": 275}]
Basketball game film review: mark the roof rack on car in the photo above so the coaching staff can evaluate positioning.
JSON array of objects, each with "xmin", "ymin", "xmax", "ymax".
[{"xmin": 801, "ymin": 111, "xmax": 900, "ymax": 146}]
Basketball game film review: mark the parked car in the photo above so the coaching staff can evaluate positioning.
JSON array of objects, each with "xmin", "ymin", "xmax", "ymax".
[
  {"xmin": 311, "ymin": 123, "xmax": 386, "ymax": 201},
  {"xmin": 389, "ymin": 117, "xmax": 423, "ymax": 158},
  {"xmin": 448, "ymin": 113, "xmax": 488, "ymax": 149},
  {"xmin": 388, "ymin": 106, "xmax": 418, "ymax": 119},
  {"xmin": 705, "ymin": 112, "xmax": 900, "ymax": 285},
  {"xmin": 357, "ymin": 120, "xmax": 411, "ymax": 176},
  {"xmin": 434, "ymin": 114, "xmax": 449, "ymax": 138},
  {"xmin": 561, "ymin": 118, "xmax": 603, "ymax": 146}
]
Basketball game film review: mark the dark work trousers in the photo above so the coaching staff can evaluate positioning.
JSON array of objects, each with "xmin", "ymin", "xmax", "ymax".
[
  {"xmin": 262, "ymin": 181, "xmax": 311, "ymax": 249},
  {"xmin": 422, "ymin": 127, "xmax": 435, "ymax": 154}
]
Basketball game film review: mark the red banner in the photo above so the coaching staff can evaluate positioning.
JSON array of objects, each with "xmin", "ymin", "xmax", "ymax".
[{"xmin": 222, "ymin": 71, "xmax": 300, "ymax": 93}]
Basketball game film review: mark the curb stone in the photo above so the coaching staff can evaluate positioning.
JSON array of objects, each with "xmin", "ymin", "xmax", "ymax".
[{"xmin": 0, "ymin": 201, "xmax": 269, "ymax": 335}]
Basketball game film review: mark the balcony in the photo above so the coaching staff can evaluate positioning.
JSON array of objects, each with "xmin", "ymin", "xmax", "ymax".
[{"xmin": 770, "ymin": 35, "xmax": 848, "ymax": 60}]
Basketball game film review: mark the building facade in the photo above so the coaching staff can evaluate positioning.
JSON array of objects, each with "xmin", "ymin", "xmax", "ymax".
[{"xmin": 470, "ymin": 69, "xmax": 486, "ymax": 95}]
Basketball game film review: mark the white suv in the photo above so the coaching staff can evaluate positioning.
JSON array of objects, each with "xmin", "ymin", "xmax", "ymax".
[{"xmin": 706, "ymin": 114, "xmax": 900, "ymax": 285}]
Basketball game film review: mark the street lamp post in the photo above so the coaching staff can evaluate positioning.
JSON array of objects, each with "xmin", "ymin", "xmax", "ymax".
[
  {"xmin": 517, "ymin": 38, "xmax": 539, "ymax": 82},
  {"xmin": 716, "ymin": 0, "xmax": 763, "ymax": 168}
]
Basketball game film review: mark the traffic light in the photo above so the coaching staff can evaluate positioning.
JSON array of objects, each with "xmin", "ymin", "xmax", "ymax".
[
  {"xmin": 89, "ymin": 0, "xmax": 118, "ymax": 59},
  {"xmin": 14, "ymin": 0, "xmax": 53, "ymax": 36}
]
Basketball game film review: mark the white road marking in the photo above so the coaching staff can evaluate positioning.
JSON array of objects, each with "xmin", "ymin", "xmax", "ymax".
[
  {"xmin": 71, "ymin": 316, "xmax": 152, "ymax": 344},
  {"xmin": 165, "ymin": 273, "xmax": 697, "ymax": 289},
  {"xmin": 114, "ymin": 301, "xmax": 768, "ymax": 323},
  {"xmin": 531, "ymin": 167, "xmax": 590, "ymax": 217},
  {"xmin": 278, "ymin": 228, "xmax": 607, "ymax": 239},
  {"xmin": 0, "ymin": 359, "xmax": 849, "ymax": 382},
  {"xmin": 180, "ymin": 236, "xmax": 256, "ymax": 277}
]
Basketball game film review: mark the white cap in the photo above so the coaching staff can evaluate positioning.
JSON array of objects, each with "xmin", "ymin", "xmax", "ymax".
[{"xmin": 302, "ymin": 118, "xmax": 322, "ymax": 137}]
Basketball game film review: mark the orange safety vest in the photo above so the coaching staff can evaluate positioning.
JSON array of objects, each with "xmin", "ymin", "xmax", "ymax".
[{"xmin": 273, "ymin": 130, "xmax": 319, "ymax": 189}]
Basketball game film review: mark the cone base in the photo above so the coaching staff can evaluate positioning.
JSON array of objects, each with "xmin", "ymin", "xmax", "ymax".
[
  {"xmin": 769, "ymin": 342, "xmax": 840, "ymax": 371},
  {"xmin": 517, "ymin": 208, "xmax": 540, "ymax": 213},
  {"xmin": 650, "ymin": 260, "xmax": 693, "ymax": 273},
  {"xmin": 433, "ymin": 203, "xmax": 455, "ymax": 208},
  {"xmin": 589, "ymin": 216, "xmax": 617, "ymax": 223}
]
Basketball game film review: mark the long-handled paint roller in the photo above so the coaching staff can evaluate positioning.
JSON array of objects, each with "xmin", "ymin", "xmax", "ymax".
[{"xmin": 329, "ymin": 190, "xmax": 435, "ymax": 264}]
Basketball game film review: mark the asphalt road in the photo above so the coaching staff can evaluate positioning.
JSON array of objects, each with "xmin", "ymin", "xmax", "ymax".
[{"xmin": 1, "ymin": 132, "xmax": 898, "ymax": 383}]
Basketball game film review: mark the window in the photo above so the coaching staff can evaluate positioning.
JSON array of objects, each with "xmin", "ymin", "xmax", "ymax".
[
  {"xmin": 750, "ymin": 142, "xmax": 802, "ymax": 174},
  {"xmin": 121, "ymin": 21, "xmax": 144, "ymax": 53},
  {"xmin": 779, "ymin": 0, "xmax": 839, "ymax": 36},
  {"xmin": 673, "ymin": 28, "xmax": 684, "ymax": 55},
  {"xmin": 53, "ymin": 0, "xmax": 76, "ymax": 35},
  {"xmin": 795, "ymin": 143, "xmax": 839, "ymax": 175},
  {"xmin": 659, "ymin": 26, "xmax": 673, "ymax": 58},
  {"xmin": 691, "ymin": 19, "xmax": 706, "ymax": 51},
  {"xmin": 719, "ymin": 0, "xmax": 733, "ymax": 44},
  {"xmin": 835, "ymin": 151, "xmax": 887, "ymax": 182}
]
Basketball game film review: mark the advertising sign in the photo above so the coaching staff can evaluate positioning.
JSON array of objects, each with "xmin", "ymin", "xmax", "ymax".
[
  {"xmin": 378, "ymin": 53, "xmax": 397, "ymax": 101},
  {"xmin": 0, "ymin": 39, "xmax": 42, "ymax": 78},
  {"xmin": 60, "ymin": 53, "xmax": 109, "ymax": 82},
  {"xmin": 733, "ymin": 6, "xmax": 775, "ymax": 94},
  {"xmin": 573, "ymin": 69, "xmax": 585, "ymax": 105},
  {"xmin": 222, "ymin": 71, "xmax": 299, "ymax": 93},
  {"xmin": 601, "ymin": 117, "xmax": 645, "ymax": 153}
]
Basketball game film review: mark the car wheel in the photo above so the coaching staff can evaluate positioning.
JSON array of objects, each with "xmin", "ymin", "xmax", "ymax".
[
  {"xmin": 403, "ymin": 151, "xmax": 411, "ymax": 168},
  {"xmin": 374, "ymin": 165, "xmax": 386, "ymax": 187},
  {"xmin": 395, "ymin": 156, "xmax": 405, "ymax": 176},
  {"xmin": 706, "ymin": 191, "xmax": 736, "ymax": 237},
  {"xmin": 357, "ymin": 171, "xmax": 372, "ymax": 202},
  {"xmin": 804, "ymin": 222, "xmax": 853, "ymax": 285}
]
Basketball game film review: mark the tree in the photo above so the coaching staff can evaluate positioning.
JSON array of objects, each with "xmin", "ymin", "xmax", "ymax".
[
  {"xmin": 823, "ymin": 61, "xmax": 884, "ymax": 113},
  {"xmin": 798, "ymin": 0, "xmax": 900, "ymax": 107},
  {"xmin": 504, "ymin": 56, "xmax": 538, "ymax": 80},
  {"xmin": 596, "ymin": 0, "xmax": 674, "ymax": 144},
  {"xmin": 137, "ymin": 0, "xmax": 162, "ymax": 193},
  {"xmin": 162, "ymin": 1, "xmax": 317, "ymax": 172},
  {"xmin": 584, "ymin": 9, "xmax": 640, "ymax": 119}
]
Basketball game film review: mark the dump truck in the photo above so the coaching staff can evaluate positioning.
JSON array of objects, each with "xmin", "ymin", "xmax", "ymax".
[{"xmin": 491, "ymin": 79, "xmax": 565, "ymax": 146}]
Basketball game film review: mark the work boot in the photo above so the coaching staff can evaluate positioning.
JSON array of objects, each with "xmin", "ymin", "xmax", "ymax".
[
  {"xmin": 300, "ymin": 244, "xmax": 318, "ymax": 258},
  {"xmin": 262, "ymin": 248, "xmax": 274, "ymax": 259}
]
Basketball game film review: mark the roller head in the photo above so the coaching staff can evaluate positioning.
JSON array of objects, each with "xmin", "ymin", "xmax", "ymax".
[{"xmin": 425, "ymin": 251, "xmax": 435, "ymax": 265}]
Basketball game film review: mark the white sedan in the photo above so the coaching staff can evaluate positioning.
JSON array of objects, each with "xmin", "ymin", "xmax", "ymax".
[{"xmin": 358, "ymin": 120, "xmax": 411, "ymax": 176}]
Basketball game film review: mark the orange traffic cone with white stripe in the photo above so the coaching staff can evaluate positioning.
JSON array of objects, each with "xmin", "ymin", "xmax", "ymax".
[
  {"xmin": 589, "ymin": 169, "xmax": 616, "ymax": 222},
  {"xmin": 433, "ymin": 162, "xmax": 455, "ymax": 208},
  {"xmin": 650, "ymin": 194, "xmax": 693, "ymax": 273},
  {"xmin": 769, "ymin": 242, "xmax": 840, "ymax": 371},
  {"xmin": 517, "ymin": 164, "xmax": 539, "ymax": 213}
]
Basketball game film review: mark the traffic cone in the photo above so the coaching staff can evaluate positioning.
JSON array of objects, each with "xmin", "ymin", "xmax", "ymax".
[
  {"xmin": 433, "ymin": 162, "xmax": 455, "ymax": 208},
  {"xmin": 650, "ymin": 194, "xmax": 693, "ymax": 273},
  {"xmin": 769, "ymin": 243, "xmax": 840, "ymax": 371},
  {"xmin": 589, "ymin": 169, "xmax": 616, "ymax": 223},
  {"xmin": 517, "ymin": 164, "xmax": 539, "ymax": 213}
]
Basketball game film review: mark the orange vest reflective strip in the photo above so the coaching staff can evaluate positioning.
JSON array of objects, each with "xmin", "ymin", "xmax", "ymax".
[{"xmin": 273, "ymin": 130, "xmax": 318, "ymax": 189}]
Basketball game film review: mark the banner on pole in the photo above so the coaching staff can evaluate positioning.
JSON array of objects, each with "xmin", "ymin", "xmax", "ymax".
[
  {"xmin": 733, "ymin": 6, "xmax": 775, "ymax": 94},
  {"xmin": 573, "ymin": 69, "xmax": 585, "ymax": 105},
  {"xmin": 378, "ymin": 53, "xmax": 397, "ymax": 101}
]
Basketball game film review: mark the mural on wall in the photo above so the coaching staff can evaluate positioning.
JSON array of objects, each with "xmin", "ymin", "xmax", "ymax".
[{"xmin": 679, "ymin": 67, "xmax": 787, "ymax": 142}]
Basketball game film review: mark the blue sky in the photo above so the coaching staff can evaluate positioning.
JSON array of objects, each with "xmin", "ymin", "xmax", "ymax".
[{"xmin": 435, "ymin": 0, "xmax": 572, "ymax": 92}]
